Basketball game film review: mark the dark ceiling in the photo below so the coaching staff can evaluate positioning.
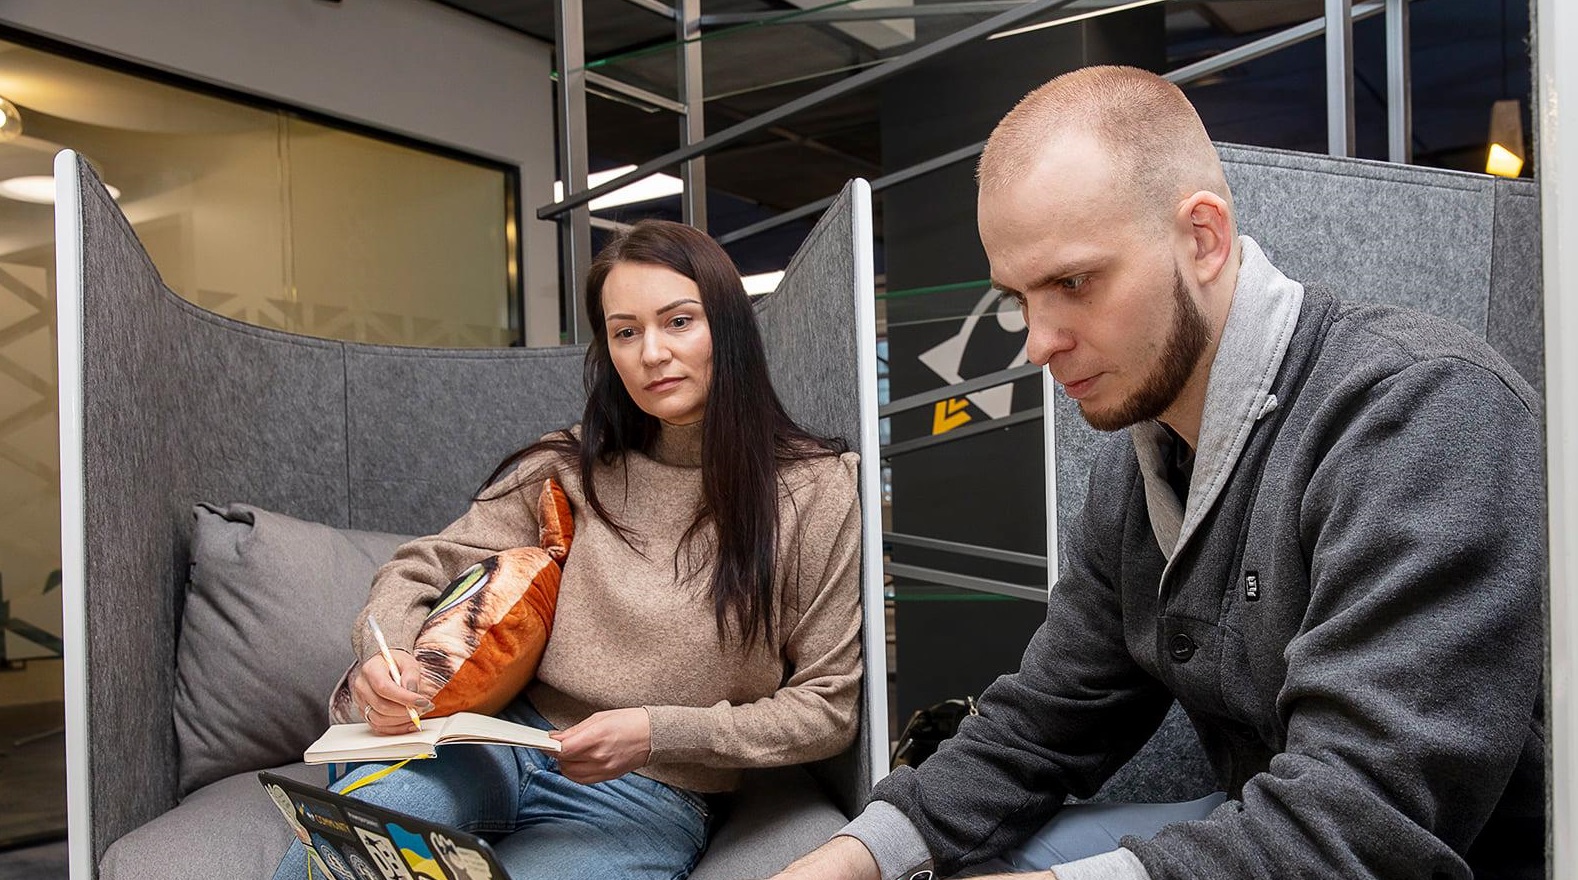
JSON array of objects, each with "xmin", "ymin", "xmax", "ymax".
[{"xmin": 433, "ymin": 0, "xmax": 1533, "ymax": 273}]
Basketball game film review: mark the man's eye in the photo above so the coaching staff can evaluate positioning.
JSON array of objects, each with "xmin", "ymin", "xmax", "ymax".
[
  {"xmin": 1059, "ymin": 276, "xmax": 1088, "ymax": 292},
  {"xmin": 994, "ymin": 288, "xmax": 1025, "ymax": 308}
]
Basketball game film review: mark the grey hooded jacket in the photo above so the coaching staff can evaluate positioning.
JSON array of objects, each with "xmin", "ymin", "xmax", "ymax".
[{"xmin": 849, "ymin": 238, "xmax": 1545, "ymax": 879}]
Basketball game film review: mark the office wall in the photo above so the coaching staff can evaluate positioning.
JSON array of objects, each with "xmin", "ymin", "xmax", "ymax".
[{"xmin": 0, "ymin": 0, "xmax": 561, "ymax": 345}]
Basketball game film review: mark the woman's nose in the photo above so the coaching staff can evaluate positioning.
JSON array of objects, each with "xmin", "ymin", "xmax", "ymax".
[{"xmin": 641, "ymin": 333, "xmax": 671, "ymax": 366}]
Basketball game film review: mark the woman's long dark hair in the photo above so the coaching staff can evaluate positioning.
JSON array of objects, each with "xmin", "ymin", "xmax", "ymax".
[{"xmin": 480, "ymin": 220, "xmax": 845, "ymax": 648}]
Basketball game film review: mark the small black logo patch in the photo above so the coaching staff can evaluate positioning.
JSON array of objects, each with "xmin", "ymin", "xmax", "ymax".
[{"xmin": 1244, "ymin": 571, "xmax": 1260, "ymax": 602}]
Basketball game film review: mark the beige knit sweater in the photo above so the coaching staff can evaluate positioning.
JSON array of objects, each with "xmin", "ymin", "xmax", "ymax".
[{"xmin": 351, "ymin": 421, "xmax": 864, "ymax": 793}]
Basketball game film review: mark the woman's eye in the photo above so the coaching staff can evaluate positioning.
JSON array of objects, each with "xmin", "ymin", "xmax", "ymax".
[
  {"xmin": 671, "ymin": 315, "xmax": 692, "ymax": 329},
  {"xmin": 613, "ymin": 327, "xmax": 636, "ymax": 340}
]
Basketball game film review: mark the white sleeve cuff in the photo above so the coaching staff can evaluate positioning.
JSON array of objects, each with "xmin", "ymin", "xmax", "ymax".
[
  {"xmin": 837, "ymin": 800, "xmax": 934, "ymax": 880},
  {"xmin": 1052, "ymin": 848, "xmax": 1151, "ymax": 880}
]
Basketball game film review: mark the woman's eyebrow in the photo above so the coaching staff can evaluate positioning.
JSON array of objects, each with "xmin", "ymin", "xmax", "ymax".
[
  {"xmin": 606, "ymin": 298, "xmax": 702, "ymax": 322},
  {"xmin": 656, "ymin": 298, "xmax": 702, "ymax": 315}
]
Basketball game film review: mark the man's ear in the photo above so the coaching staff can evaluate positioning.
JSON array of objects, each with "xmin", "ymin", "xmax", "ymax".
[{"xmin": 1175, "ymin": 191, "xmax": 1234, "ymax": 286}]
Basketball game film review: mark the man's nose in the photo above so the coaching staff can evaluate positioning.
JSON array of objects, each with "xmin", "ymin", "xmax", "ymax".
[{"xmin": 1024, "ymin": 312, "xmax": 1074, "ymax": 366}]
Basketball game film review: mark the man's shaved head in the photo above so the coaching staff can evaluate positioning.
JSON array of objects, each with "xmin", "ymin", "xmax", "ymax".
[{"xmin": 978, "ymin": 65, "xmax": 1232, "ymax": 228}]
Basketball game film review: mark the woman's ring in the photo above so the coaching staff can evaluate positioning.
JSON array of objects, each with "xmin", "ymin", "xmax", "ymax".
[{"xmin": 362, "ymin": 704, "xmax": 374, "ymax": 723}]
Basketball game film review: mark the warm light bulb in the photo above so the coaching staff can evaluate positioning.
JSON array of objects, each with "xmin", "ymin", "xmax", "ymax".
[
  {"xmin": 0, "ymin": 97, "xmax": 21, "ymax": 142},
  {"xmin": 1486, "ymin": 143, "xmax": 1524, "ymax": 178},
  {"xmin": 0, "ymin": 175, "xmax": 121, "ymax": 205}
]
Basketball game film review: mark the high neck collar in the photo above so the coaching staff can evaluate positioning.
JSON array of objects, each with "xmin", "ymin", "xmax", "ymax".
[
  {"xmin": 651, "ymin": 419, "xmax": 704, "ymax": 467},
  {"xmin": 1131, "ymin": 235, "xmax": 1303, "ymax": 567}
]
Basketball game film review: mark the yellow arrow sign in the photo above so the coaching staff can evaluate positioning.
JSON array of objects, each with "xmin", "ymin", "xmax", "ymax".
[{"xmin": 932, "ymin": 397, "xmax": 972, "ymax": 435}]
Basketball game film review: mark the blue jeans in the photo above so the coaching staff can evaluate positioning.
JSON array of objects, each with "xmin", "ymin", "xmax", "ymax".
[
  {"xmin": 961, "ymin": 793, "xmax": 1227, "ymax": 874},
  {"xmin": 272, "ymin": 700, "xmax": 713, "ymax": 880}
]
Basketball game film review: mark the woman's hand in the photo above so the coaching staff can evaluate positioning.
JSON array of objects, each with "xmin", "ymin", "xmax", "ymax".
[
  {"xmin": 550, "ymin": 708, "xmax": 653, "ymax": 784},
  {"xmin": 349, "ymin": 649, "xmax": 433, "ymax": 735}
]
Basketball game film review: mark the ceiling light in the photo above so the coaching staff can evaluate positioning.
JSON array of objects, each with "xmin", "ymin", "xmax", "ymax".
[
  {"xmin": 988, "ymin": 0, "xmax": 1167, "ymax": 41},
  {"xmin": 0, "ymin": 96, "xmax": 21, "ymax": 142},
  {"xmin": 554, "ymin": 165, "xmax": 685, "ymax": 212},
  {"xmin": 0, "ymin": 175, "xmax": 122, "ymax": 205},
  {"xmin": 742, "ymin": 270, "xmax": 784, "ymax": 296},
  {"xmin": 1486, "ymin": 143, "xmax": 1524, "ymax": 179},
  {"xmin": 1486, "ymin": 99, "xmax": 1525, "ymax": 178}
]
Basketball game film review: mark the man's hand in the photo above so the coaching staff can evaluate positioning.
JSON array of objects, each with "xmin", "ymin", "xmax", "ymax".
[
  {"xmin": 551, "ymin": 707, "xmax": 652, "ymax": 784},
  {"xmin": 349, "ymin": 649, "xmax": 433, "ymax": 735},
  {"xmin": 766, "ymin": 836, "xmax": 1061, "ymax": 880},
  {"xmin": 769, "ymin": 836, "xmax": 881, "ymax": 880}
]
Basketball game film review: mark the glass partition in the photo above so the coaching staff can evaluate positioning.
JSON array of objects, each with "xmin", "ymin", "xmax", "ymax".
[{"xmin": 0, "ymin": 36, "xmax": 517, "ymax": 687}]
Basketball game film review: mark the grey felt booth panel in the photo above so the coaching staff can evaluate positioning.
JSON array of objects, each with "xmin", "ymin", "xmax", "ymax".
[
  {"xmin": 756, "ymin": 183, "xmax": 864, "ymax": 446},
  {"xmin": 172, "ymin": 305, "xmax": 352, "ymax": 531},
  {"xmin": 72, "ymin": 158, "xmax": 226, "ymax": 862},
  {"xmin": 98, "ymin": 762, "xmax": 330, "ymax": 880},
  {"xmin": 1489, "ymin": 180, "xmax": 1545, "ymax": 394},
  {"xmin": 73, "ymin": 157, "xmax": 363, "ymax": 863},
  {"xmin": 1085, "ymin": 703, "xmax": 1219, "ymax": 804},
  {"xmin": 1221, "ymin": 143, "xmax": 1496, "ymax": 340},
  {"xmin": 754, "ymin": 182, "xmax": 873, "ymax": 819},
  {"xmin": 175, "ymin": 504, "xmax": 413, "ymax": 797},
  {"xmin": 344, "ymin": 345, "xmax": 586, "ymax": 536},
  {"xmin": 69, "ymin": 153, "xmax": 883, "ymax": 876}
]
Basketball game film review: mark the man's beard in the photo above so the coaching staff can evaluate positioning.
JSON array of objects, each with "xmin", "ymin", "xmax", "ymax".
[{"xmin": 1079, "ymin": 271, "xmax": 1211, "ymax": 432}]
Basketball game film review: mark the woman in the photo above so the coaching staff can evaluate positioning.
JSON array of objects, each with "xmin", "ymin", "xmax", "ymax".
[{"xmin": 273, "ymin": 220, "xmax": 864, "ymax": 880}]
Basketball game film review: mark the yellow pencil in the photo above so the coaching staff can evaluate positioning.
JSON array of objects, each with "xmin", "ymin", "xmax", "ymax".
[{"xmin": 367, "ymin": 615, "xmax": 422, "ymax": 730}]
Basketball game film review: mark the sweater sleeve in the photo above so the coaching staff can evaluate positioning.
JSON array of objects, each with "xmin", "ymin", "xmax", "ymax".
[
  {"xmin": 643, "ymin": 453, "xmax": 864, "ymax": 769},
  {"xmin": 352, "ymin": 458, "xmax": 551, "ymax": 662},
  {"xmin": 871, "ymin": 440, "xmax": 1176, "ymax": 877},
  {"xmin": 1127, "ymin": 357, "xmax": 1545, "ymax": 878}
]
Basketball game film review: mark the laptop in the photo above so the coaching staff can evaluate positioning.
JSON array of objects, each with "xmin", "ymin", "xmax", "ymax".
[{"xmin": 260, "ymin": 771, "xmax": 510, "ymax": 880}]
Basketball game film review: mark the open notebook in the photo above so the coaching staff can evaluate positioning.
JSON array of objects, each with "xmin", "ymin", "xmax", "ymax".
[{"xmin": 304, "ymin": 712, "xmax": 561, "ymax": 764}]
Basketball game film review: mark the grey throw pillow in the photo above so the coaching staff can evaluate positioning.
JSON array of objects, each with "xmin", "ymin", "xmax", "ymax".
[{"xmin": 173, "ymin": 502, "xmax": 412, "ymax": 797}]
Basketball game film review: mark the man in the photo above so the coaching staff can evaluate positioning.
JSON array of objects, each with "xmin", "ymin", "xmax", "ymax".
[{"xmin": 774, "ymin": 65, "xmax": 1545, "ymax": 879}]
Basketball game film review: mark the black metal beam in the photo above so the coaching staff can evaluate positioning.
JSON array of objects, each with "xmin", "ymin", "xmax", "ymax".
[{"xmin": 539, "ymin": 0, "xmax": 1082, "ymax": 219}]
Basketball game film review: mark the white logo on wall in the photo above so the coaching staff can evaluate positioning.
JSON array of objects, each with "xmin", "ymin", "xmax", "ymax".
[{"xmin": 918, "ymin": 288, "xmax": 1029, "ymax": 420}]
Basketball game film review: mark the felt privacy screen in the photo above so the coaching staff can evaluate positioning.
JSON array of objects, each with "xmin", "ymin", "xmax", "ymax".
[{"xmin": 60, "ymin": 145, "xmax": 886, "ymax": 879}]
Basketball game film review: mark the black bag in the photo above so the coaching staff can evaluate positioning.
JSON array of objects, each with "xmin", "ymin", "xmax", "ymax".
[{"xmin": 890, "ymin": 696, "xmax": 977, "ymax": 769}]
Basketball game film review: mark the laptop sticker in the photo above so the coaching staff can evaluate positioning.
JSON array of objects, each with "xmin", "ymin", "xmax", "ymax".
[
  {"xmin": 430, "ymin": 832, "xmax": 494, "ymax": 880},
  {"xmin": 308, "ymin": 849, "xmax": 335, "ymax": 880},
  {"xmin": 354, "ymin": 827, "xmax": 417, "ymax": 880},
  {"xmin": 311, "ymin": 837, "xmax": 357, "ymax": 880},
  {"xmin": 385, "ymin": 821, "xmax": 449, "ymax": 880},
  {"xmin": 262, "ymin": 783, "xmax": 313, "ymax": 847},
  {"xmin": 348, "ymin": 851, "xmax": 382, "ymax": 880}
]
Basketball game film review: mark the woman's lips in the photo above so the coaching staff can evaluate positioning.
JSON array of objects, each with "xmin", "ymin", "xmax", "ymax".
[{"xmin": 645, "ymin": 377, "xmax": 683, "ymax": 392}]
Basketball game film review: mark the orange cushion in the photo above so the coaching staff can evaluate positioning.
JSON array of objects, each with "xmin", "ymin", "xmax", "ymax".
[{"xmin": 415, "ymin": 477, "xmax": 573, "ymax": 717}]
